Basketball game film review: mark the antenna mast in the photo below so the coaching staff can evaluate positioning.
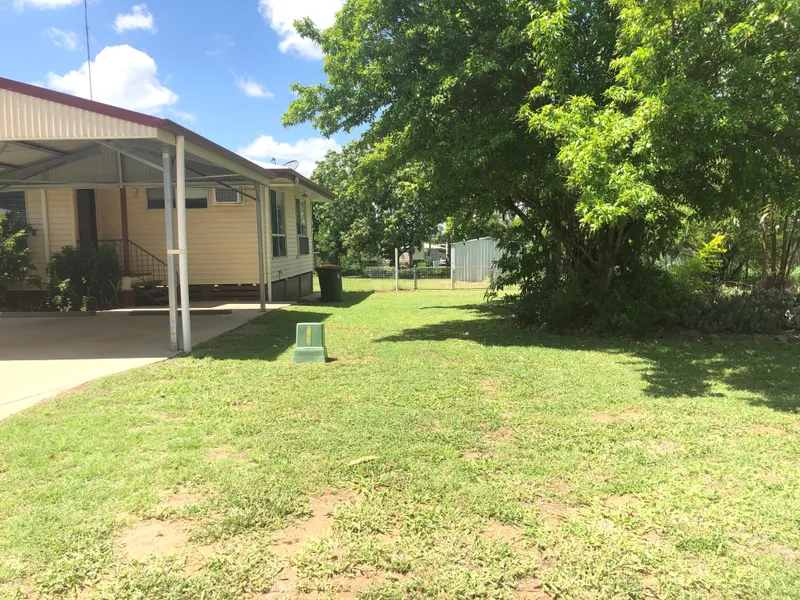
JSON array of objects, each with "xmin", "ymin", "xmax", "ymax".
[{"xmin": 84, "ymin": 0, "xmax": 93, "ymax": 100}]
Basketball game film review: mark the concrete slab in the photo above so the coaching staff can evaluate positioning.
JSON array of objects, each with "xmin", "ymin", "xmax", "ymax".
[{"xmin": 0, "ymin": 302, "xmax": 291, "ymax": 420}]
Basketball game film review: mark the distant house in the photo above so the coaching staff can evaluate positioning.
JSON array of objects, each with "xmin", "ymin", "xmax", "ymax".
[{"xmin": 401, "ymin": 243, "xmax": 448, "ymax": 266}]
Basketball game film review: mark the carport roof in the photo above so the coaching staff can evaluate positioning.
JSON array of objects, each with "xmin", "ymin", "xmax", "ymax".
[{"xmin": 0, "ymin": 77, "xmax": 334, "ymax": 201}]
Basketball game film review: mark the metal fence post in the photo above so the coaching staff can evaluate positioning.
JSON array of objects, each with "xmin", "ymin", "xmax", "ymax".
[
  {"xmin": 395, "ymin": 248, "xmax": 400, "ymax": 291},
  {"xmin": 451, "ymin": 246, "xmax": 456, "ymax": 290}
]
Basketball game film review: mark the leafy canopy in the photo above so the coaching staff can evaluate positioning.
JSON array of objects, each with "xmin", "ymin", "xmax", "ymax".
[{"xmin": 286, "ymin": 0, "xmax": 800, "ymax": 322}]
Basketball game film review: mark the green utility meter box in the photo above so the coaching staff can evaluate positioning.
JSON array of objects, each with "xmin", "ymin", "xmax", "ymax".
[{"xmin": 293, "ymin": 323, "xmax": 327, "ymax": 364}]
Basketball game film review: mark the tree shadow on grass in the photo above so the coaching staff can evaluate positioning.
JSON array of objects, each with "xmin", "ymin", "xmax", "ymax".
[
  {"xmin": 381, "ymin": 303, "xmax": 800, "ymax": 414},
  {"xmin": 194, "ymin": 292, "xmax": 373, "ymax": 361}
]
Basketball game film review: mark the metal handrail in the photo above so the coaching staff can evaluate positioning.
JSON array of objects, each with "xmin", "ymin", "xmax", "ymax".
[{"xmin": 101, "ymin": 239, "xmax": 168, "ymax": 285}]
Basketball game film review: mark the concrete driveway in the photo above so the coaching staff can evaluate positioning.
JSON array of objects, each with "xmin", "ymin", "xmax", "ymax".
[{"xmin": 0, "ymin": 302, "xmax": 289, "ymax": 420}]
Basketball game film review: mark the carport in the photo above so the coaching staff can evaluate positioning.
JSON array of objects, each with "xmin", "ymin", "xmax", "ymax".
[{"xmin": 0, "ymin": 78, "xmax": 289, "ymax": 353}]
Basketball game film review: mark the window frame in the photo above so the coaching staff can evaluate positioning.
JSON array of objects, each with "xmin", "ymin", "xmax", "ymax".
[
  {"xmin": 271, "ymin": 189, "xmax": 287, "ymax": 258},
  {"xmin": 146, "ymin": 188, "xmax": 209, "ymax": 210},
  {"xmin": 296, "ymin": 197, "xmax": 310, "ymax": 255}
]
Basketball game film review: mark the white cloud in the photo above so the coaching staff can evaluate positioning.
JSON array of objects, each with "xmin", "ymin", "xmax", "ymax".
[
  {"xmin": 44, "ymin": 45, "xmax": 179, "ymax": 114},
  {"xmin": 206, "ymin": 33, "xmax": 235, "ymax": 56},
  {"xmin": 238, "ymin": 135, "xmax": 341, "ymax": 176},
  {"xmin": 233, "ymin": 74, "xmax": 274, "ymax": 99},
  {"xmin": 45, "ymin": 27, "xmax": 78, "ymax": 51},
  {"xmin": 113, "ymin": 4, "xmax": 155, "ymax": 34},
  {"xmin": 169, "ymin": 108, "xmax": 196, "ymax": 123},
  {"xmin": 258, "ymin": 0, "xmax": 344, "ymax": 59},
  {"xmin": 14, "ymin": 0, "xmax": 81, "ymax": 9}
]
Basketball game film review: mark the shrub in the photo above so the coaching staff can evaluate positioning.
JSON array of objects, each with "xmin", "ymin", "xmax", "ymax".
[
  {"xmin": 47, "ymin": 245, "xmax": 122, "ymax": 312},
  {"xmin": 506, "ymin": 263, "xmax": 798, "ymax": 336},
  {"xmin": 416, "ymin": 266, "xmax": 451, "ymax": 278},
  {"xmin": 0, "ymin": 213, "xmax": 39, "ymax": 305},
  {"xmin": 677, "ymin": 285, "xmax": 798, "ymax": 335}
]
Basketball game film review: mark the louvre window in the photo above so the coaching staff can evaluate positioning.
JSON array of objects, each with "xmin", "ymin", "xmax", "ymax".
[
  {"xmin": 271, "ymin": 189, "xmax": 287, "ymax": 257},
  {"xmin": 0, "ymin": 191, "xmax": 27, "ymax": 227},
  {"xmin": 296, "ymin": 197, "xmax": 310, "ymax": 255},
  {"xmin": 147, "ymin": 188, "xmax": 209, "ymax": 210}
]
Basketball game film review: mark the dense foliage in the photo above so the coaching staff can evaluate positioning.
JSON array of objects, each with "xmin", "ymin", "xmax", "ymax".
[
  {"xmin": 47, "ymin": 245, "xmax": 122, "ymax": 312},
  {"xmin": 313, "ymin": 143, "xmax": 440, "ymax": 266},
  {"xmin": 287, "ymin": 0, "xmax": 799, "ymax": 333},
  {"xmin": 0, "ymin": 213, "xmax": 38, "ymax": 304}
]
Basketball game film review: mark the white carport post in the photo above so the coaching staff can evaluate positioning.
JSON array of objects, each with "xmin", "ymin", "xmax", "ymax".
[
  {"xmin": 254, "ymin": 182, "xmax": 267, "ymax": 311},
  {"xmin": 161, "ymin": 145, "xmax": 179, "ymax": 352},
  {"xmin": 265, "ymin": 183, "xmax": 273, "ymax": 303},
  {"xmin": 175, "ymin": 135, "xmax": 192, "ymax": 352}
]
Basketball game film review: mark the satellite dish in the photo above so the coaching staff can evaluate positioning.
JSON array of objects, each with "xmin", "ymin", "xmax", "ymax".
[{"xmin": 283, "ymin": 160, "xmax": 300, "ymax": 170}]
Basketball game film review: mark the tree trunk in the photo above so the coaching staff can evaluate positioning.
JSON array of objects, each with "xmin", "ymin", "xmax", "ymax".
[
  {"xmin": 760, "ymin": 219, "xmax": 769, "ymax": 283},
  {"xmin": 779, "ymin": 213, "xmax": 791, "ymax": 282},
  {"xmin": 770, "ymin": 211, "xmax": 778, "ymax": 280}
]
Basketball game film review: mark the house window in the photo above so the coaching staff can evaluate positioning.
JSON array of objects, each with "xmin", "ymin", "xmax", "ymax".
[
  {"xmin": 147, "ymin": 188, "xmax": 209, "ymax": 210},
  {"xmin": 0, "ymin": 191, "xmax": 27, "ymax": 227},
  {"xmin": 213, "ymin": 188, "xmax": 243, "ymax": 205},
  {"xmin": 296, "ymin": 197, "xmax": 310, "ymax": 255},
  {"xmin": 271, "ymin": 189, "xmax": 287, "ymax": 257}
]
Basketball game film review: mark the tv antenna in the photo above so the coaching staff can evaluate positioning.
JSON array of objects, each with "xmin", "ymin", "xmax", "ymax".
[
  {"xmin": 283, "ymin": 160, "xmax": 300, "ymax": 170},
  {"xmin": 84, "ymin": 0, "xmax": 93, "ymax": 100}
]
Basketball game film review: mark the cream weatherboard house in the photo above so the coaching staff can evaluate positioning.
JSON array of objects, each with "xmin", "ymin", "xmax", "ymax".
[
  {"xmin": 0, "ymin": 77, "xmax": 335, "ymax": 352},
  {"xmin": 2, "ymin": 181, "xmax": 320, "ymax": 303}
]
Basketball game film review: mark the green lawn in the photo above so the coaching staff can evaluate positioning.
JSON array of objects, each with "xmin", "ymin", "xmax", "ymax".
[{"xmin": 1, "ymin": 291, "xmax": 799, "ymax": 600}]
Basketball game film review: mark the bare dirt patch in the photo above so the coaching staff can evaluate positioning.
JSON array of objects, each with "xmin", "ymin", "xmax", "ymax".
[
  {"xmin": 516, "ymin": 578, "xmax": 553, "ymax": 599},
  {"xmin": 205, "ymin": 447, "xmax": 246, "ymax": 461},
  {"xmin": 589, "ymin": 409, "xmax": 646, "ymax": 424},
  {"xmin": 255, "ymin": 566, "xmax": 399, "ymax": 599},
  {"xmin": 748, "ymin": 424, "xmax": 787, "ymax": 436},
  {"xmin": 547, "ymin": 478, "xmax": 571, "ymax": 496},
  {"xmin": 604, "ymin": 494, "xmax": 643, "ymax": 508},
  {"xmin": 765, "ymin": 542, "xmax": 800, "ymax": 563},
  {"xmin": 263, "ymin": 490, "xmax": 363, "ymax": 597},
  {"xmin": 485, "ymin": 428, "xmax": 514, "ymax": 445},
  {"xmin": 157, "ymin": 490, "xmax": 210, "ymax": 510},
  {"xmin": 759, "ymin": 470, "xmax": 786, "ymax": 485},
  {"xmin": 485, "ymin": 519, "xmax": 524, "ymax": 544},
  {"xmin": 737, "ymin": 537, "xmax": 800, "ymax": 564},
  {"xmin": 462, "ymin": 449, "xmax": 498, "ymax": 461},
  {"xmin": 589, "ymin": 412, "xmax": 617, "ymax": 423},
  {"xmin": 117, "ymin": 519, "xmax": 190, "ymax": 560},
  {"xmin": 479, "ymin": 379, "xmax": 499, "ymax": 396},
  {"xmin": 538, "ymin": 501, "xmax": 579, "ymax": 528},
  {"xmin": 649, "ymin": 440, "xmax": 682, "ymax": 456},
  {"xmin": 642, "ymin": 530, "xmax": 664, "ymax": 544},
  {"xmin": 270, "ymin": 493, "xmax": 350, "ymax": 556},
  {"xmin": 181, "ymin": 544, "xmax": 217, "ymax": 575},
  {"xmin": 623, "ymin": 409, "xmax": 646, "ymax": 420}
]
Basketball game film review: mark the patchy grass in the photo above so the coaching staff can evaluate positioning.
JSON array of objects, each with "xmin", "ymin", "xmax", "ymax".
[{"xmin": 0, "ymin": 291, "xmax": 799, "ymax": 599}]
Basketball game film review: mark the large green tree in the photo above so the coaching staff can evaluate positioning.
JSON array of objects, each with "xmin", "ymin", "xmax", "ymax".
[
  {"xmin": 287, "ymin": 0, "xmax": 799, "ymax": 309},
  {"xmin": 313, "ymin": 142, "xmax": 440, "ymax": 265}
]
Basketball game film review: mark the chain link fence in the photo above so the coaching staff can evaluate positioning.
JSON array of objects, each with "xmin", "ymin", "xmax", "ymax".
[
  {"xmin": 314, "ymin": 264, "xmax": 497, "ymax": 293},
  {"xmin": 313, "ymin": 240, "xmax": 503, "ymax": 294}
]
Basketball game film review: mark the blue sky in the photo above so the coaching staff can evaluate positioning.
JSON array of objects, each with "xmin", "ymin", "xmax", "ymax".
[{"xmin": 0, "ymin": 0, "xmax": 350, "ymax": 175}]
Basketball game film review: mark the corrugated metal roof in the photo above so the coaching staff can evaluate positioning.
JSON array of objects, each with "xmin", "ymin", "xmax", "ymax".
[
  {"xmin": 0, "ymin": 78, "xmax": 335, "ymax": 200},
  {"xmin": 0, "ymin": 89, "xmax": 160, "ymax": 140}
]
